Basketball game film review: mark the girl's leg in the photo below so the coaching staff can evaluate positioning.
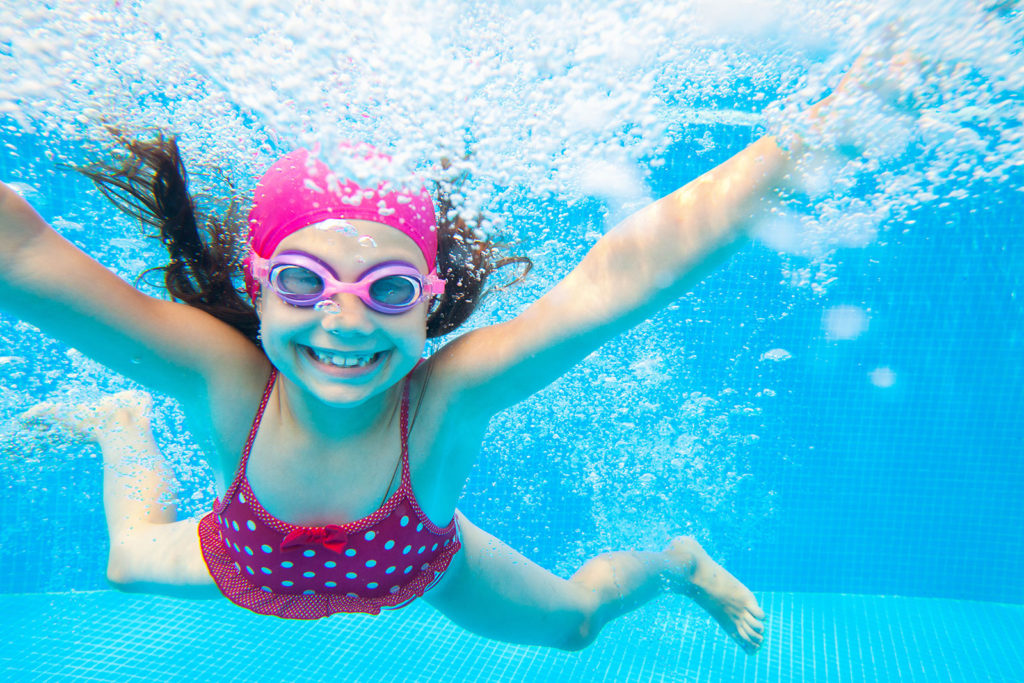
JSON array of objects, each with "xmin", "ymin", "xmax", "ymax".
[
  {"xmin": 21, "ymin": 392, "xmax": 217, "ymax": 599},
  {"xmin": 425, "ymin": 512, "xmax": 764, "ymax": 653}
]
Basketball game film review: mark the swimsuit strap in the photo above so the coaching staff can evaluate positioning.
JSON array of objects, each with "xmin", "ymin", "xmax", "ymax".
[
  {"xmin": 220, "ymin": 368, "xmax": 276, "ymax": 507},
  {"xmin": 221, "ymin": 368, "xmax": 277, "ymax": 506},
  {"xmin": 398, "ymin": 376, "xmax": 412, "ymax": 488},
  {"xmin": 240, "ymin": 368, "xmax": 278, "ymax": 471}
]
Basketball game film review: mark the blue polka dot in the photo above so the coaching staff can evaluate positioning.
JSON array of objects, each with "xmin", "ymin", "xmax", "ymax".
[
  {"xmin": 232, "ymin": 521, "xmax": 239, "ymax": 532},
  {"xmin": 432, "ymin": 543, "xmax": 438, "ymax": 551},
  {"xmin": 303, "ymin": 571, "xmax": 315, "ymax": 578},
  {"xmin": 346, "ymin": 572, "xmax": 358, "ymax": 579},
  {"xmin": 245, "ymin": 566, "xmax": 255, "ymax": 575},
  {"xmin": 403, "ymin": 545, "xmax": 412, "ymax": 555},
  {"xmin": 281, "ymin": 561, "xmax": 293, "ymax": 568},
  {"xmin": 385, "ymin": 566, "xmax": 396, "ymax": 574},
  {"xmin": 384, "ymin": 540, "xmax": 395, "ymax": 550},
  {"xmin": 404, "ymin": 566, "xmax": 413, "ymax": 574},
  {"xmin": 416, "ymin": 523, "xmax": 424, "ymax": 532},
  {"xmin": 389, "ymin": 585, "xmax": 400, "ymax": 594},
  {"xmin": 261, "ymin": 567, "xmax": 272, "ymax": 575},
  {"xmin": 365, "ymin": 559, "xmax": 377, "ymax": 568},
  {"xmin": 345, "ymin": 548, "xmax": 356, "ymax": 557},
  {"xmin": 261, "ymin": 586, "xmax": 273, "ymax": 592},
  {"xmin": 324, "ymin": 561, "xmax": 337, "ymax": 568},
  {"xmin": 364, "ymin": 531, "xmax": 376, "ymax": 541},
  {"xmin": 400, "ymin": 516, "xmax": 409, "ymax": 527},
  {"xmin": 261, "ymin": 544, "xmax": 273, "ymax": 553},
  {"xmin": 238, "ymin": 492, "xmax": 246, "ymax": 504},
  {"xmin": 303, "ymin": 550, "xmax": 316, "ymax": 558},
  {"xmin": 325, "ymin": 581, "xmax": 337, "ymax": 588},
  {"xmin": 282, "ymin": 580, "xmax": 294, "ymax": 587},
  {"xmin": 367, "ymin": 582, "xmax": 379, "ymax": 589},
  {"xmin": 303, "ymin": 590, "xmax": 314, "ymax": 595},
  {"xmin": 244, "ymin": 546, "xmax": 254, "ymax": 556},
  {"xmin": 418, "ymin": 546, "xmax": 426, "ymax": 554},
  {"xmin": 246, "ymin": 520, "xmax": 256, "ymax": 531}
]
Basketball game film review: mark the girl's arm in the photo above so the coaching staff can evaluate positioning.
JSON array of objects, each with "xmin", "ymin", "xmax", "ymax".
[
  {"xmin": 431, "ymin": 135, "xmax": 791, "ymax": 418},
  {"xmin": 0, "ymin": 182, "xmax": 266, "ymax": 407}
]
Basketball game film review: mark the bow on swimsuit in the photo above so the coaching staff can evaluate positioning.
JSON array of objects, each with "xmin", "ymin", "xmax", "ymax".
[{"xmin": 197, "ymin": 370, "xmax": 461, "ymax": 620}]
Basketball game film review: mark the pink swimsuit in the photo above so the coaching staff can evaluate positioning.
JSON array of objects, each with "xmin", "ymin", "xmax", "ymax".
[{"xmin": 198, "ymin": 370, "xmax": 461, "ymax": 619}]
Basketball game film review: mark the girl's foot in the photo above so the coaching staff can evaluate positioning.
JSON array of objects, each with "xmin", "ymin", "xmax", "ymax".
[
  {"xmin": 664, "ymin": 536, "xmax": 766, "ymax": 654},
  {"xmin": 18, "ymin": 391, "xmax": 153, "ymax": 443}
]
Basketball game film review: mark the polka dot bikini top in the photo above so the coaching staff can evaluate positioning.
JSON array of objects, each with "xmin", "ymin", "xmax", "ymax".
[{"xmin": 197, "ymin": 370, "xmax": 461, "ymax": 620}]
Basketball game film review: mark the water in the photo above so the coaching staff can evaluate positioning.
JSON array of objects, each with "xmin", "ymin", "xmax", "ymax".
[{"xmin": 1, "ymin": 1, "xmax": 1023, "ymax": 680}]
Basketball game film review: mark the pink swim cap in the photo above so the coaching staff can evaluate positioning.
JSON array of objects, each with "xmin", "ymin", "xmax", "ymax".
[{"xmin": 244, "ymin": 147, "xmax": 439, "ymax": 301}]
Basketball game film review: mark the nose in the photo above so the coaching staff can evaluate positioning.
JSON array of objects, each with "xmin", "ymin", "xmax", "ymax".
[{"xmin": 318, "ymin": 293, "xmax": 375, "ymax": 335}]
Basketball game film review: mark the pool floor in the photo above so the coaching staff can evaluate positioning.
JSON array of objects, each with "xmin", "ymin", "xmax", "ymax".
[{"xmin": 1, "ymin": 591, "xmax": 1021, "ymax": 681}]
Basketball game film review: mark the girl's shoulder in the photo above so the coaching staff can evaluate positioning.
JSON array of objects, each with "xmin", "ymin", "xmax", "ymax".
[{"xmin": 186, "ymin": 351, "xmax": 275, "ymax": 486}]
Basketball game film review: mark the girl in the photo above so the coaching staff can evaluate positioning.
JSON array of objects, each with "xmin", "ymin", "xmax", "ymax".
[{"xmin": 1, "ymin": 130, "xmax": 790, "ymax": 653}]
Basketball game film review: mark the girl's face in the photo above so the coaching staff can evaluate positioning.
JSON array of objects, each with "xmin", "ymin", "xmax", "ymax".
[{"xmin": 258, "ymin": 219, "xmax": 431, "ymax": 407}]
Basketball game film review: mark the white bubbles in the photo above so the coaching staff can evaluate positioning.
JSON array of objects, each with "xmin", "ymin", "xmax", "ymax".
[
  {"xmin": 691, "ymin": 0, "xmax": 785, "ymax": 40},
  {"xmin": 50, "ymin": 217, "xmax": 83, "ymax": 233},
  {"xmin": 823, "ymin": 305, "xmax": 869, "ymax": 341},
  {"xmin": 577, "ymin": 159, "xmax": 646, "ymax": 204},
  {"xmin": 753, "ymin": 211, "xmax": 805, "ymax": 254},
  {"xmin": 6, "ymin": 182, "xmax": 41, "ymax": 202},
  {"xmin": 315, "ymin": 219, "xmax": 358, "ymax": 236},
  {"xmin": 313, "ymin": 300, "xmax": 341, "ymax": 314},
  {"xmin": 760, "ymin": 348, "xmax": 792, "ymax": 362},
  {"xmin": 357, "ymin": 236, "xmax": 377, "ymax": 248},
  {"xmin": 870, "ymin": 366, "xmax": 896, "ymax": 388}
]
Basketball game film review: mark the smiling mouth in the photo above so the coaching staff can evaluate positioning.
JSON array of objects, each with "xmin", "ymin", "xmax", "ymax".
[{"xmin": 304, "ymin": 346, "xmax": 384, "ymax": 369}]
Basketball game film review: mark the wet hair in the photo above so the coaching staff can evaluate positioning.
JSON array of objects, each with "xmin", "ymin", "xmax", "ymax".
[{"xmin": 78, "ymin": 133, "xmax": 531, "ymax": 347}]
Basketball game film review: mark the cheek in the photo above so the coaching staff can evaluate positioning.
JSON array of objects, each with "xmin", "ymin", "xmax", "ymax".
[{"xmin": 391, "ymin": 311, "xmax": 428, "ymax": 350}]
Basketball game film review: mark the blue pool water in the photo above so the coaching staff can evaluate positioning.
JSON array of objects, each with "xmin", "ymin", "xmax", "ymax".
[{"xmin": 1, "ymin": 1, "xmax": 1023, "ymax": 681}]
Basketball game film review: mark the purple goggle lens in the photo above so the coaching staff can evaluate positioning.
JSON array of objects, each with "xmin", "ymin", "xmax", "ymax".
[{"xmin": 251, "ymin": 251, "xmax": 445, "ymax": 314}]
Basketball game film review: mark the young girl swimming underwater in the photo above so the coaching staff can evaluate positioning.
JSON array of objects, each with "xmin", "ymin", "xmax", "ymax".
[{"xmin": 1, "ymin": 81, "xmax": 856, "ymax": 648}]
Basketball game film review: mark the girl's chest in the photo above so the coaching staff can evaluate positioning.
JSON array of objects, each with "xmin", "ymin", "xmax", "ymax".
[{"xmin": 244, "ymin": 431, "xmax": 405, "ymax": 527}]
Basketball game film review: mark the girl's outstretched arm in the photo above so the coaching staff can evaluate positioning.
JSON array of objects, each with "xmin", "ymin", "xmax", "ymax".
[
  {"xmin": 433, "ymin": 134, "xmax": 792, "ymax": 417},
  {"xmin": 0, "ymin": 182, "xmax": 266, "ymax": 408}
]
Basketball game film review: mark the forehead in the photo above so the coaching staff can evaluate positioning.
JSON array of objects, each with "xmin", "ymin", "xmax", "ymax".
[{"xmin": 275, "ymin": 219, "xmax": 427, "ymax": 271}]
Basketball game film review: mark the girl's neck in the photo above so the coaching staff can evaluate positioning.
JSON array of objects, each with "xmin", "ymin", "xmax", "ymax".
[{"xmin": 274, "ymin": 376, "xmax": 403, "ymax": 445}]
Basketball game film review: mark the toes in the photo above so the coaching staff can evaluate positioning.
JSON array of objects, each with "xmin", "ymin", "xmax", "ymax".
[{"xmin": 736, "ymin": 620, "xmax": 765, "ymax": 650}]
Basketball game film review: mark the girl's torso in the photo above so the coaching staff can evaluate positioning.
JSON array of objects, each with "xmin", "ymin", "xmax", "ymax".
[
  {"xmin": 197, "ymin": 355, "xmax": 487, "ymax": 533},
  {"xmin": 197, "ymin": 369, "xmax": 462, "ymax": 618}
]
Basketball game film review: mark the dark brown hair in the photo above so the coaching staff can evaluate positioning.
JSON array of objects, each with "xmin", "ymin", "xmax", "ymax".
[{"xmin": 79, "ymin": 133, "xmax": 531, "ymax": 346}]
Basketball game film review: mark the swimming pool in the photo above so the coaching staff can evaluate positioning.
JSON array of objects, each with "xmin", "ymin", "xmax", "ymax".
[{"xmin": 1, "ymin": 1, "xmax": 1023, "ymax": 681}]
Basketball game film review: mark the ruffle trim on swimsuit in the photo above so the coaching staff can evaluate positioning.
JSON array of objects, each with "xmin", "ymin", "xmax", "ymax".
[{"xmin": 198, "ymin": 511, "xmax": 461, "ymax": 619}]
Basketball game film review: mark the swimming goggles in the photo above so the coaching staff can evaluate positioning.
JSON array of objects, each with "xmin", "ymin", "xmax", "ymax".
[{"xmin": 249, "ymin": 251, "xmax": 446, "ymax": 314}]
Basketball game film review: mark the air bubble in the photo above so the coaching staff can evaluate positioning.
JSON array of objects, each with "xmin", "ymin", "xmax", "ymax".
[
  {"xmin": 317, "ymin": 219, "xmax": 357, "ymax": 236},
  {"xmin": 358, "ymin": 236, "xmax": 377, "ymax": 248},
  {"xmin": 314, "ymin": 300, "xmax": 341, "ymax": 314}
]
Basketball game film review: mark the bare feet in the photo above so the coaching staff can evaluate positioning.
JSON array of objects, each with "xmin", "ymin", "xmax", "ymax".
[
  {"xmin": 664, "ymin": 536, "xmax": 766, "ymax": 654},
  {"xmin": 18, "ymin": 391, "xmax": 153, "ymax": 443}
]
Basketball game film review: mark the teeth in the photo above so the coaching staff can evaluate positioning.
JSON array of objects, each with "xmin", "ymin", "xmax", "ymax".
[{"xmin": 311, "ymin": 349, "xmax": 378, "ymax": 368}]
